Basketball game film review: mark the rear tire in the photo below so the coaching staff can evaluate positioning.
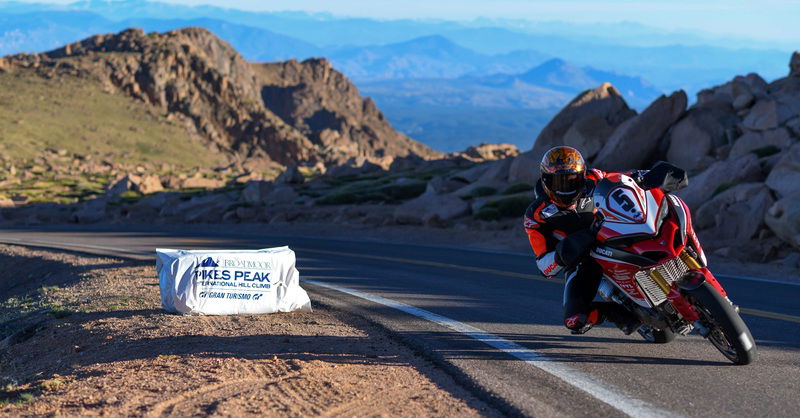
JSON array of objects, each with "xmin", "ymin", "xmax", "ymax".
[
  {"xmin": 638, "ymin": 327, "xmax": 675, "ymax": 344},
  {"xmin": 687, "ymin": 282, "xmax": 756, "ymax": 365}
]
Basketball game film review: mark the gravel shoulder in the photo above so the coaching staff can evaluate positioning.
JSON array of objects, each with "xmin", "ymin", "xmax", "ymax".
[{"xmin": 0, "ymin": 244, "xmax": 499, "ymax": 417}]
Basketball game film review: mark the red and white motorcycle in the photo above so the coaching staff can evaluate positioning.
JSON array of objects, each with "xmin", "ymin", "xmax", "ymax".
[{"xmin": 589, "ymin": 173, "xmax": 756, "ymax": 365}]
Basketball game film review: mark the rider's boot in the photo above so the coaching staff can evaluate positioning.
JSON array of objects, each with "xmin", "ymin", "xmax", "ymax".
[{"xmin": 566, "ymin": 309, "xmax": 602, "ymax": 335}]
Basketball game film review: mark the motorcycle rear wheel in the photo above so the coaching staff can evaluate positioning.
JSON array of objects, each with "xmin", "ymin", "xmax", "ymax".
[
  {"xmin": 687, "ymin": 282, "xmax": 756, "ymax": 365},
  {"xmin": 637, "ymin": 327, "xmax": 675, "ymax": 343}
]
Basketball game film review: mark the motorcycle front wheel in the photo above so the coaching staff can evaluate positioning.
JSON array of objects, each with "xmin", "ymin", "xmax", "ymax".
[{"xmin": 686, "ymin": 282, "xmax": 756, "ymax": 365}]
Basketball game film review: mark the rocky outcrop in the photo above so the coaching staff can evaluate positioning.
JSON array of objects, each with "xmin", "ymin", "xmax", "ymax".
[
  {"xmin": 765, "ymin": 143, "xmax": 800, "ymax": 198},
  {"xmin": 694, "ymin": 183, "xmax": 773, "ymax": 244},
  {"xmin": 676, "ymin": 153, "xmax": 763, "ymax": 210},
  {"xmin": 526, "ymin": 51, "xmax": 800, "ymax": 261},
  {"xmin": 394, "ymin": 185, "xmax": 469, "ymax": 225},
  {"xmin": 7, "ymin": 28, "xmax": 438, "ymax": 169},
  {"xmin": 765, "ymin": 193, "xmax": 800, "ymax": 249},
  {"xmin": 462, "ymin": 143, "xmax": 520, "ymax": 161},
  {"xmin": 254, "ymin": 59, "xmax": 439, "ymax": 167},
  {"xmin": 531, "ymin": 83, "xmax": 635, "ymax": 161},
  {"xmin": 593, "ymin": 91, "xmax": 687, "ymax": 171},
  {"xmin": 665, "ymin": 108, "xmax": 737, "ymax": 171}
]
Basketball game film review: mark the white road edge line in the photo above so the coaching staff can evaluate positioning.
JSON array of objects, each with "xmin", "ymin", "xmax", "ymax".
[{"xmin": 305, "ymin": 279, "xmax": 675, "ymax": 418}]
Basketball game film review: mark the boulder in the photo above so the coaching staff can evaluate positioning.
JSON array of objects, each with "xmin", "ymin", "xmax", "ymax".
[
  {"xmin": 729, "ymin": 128, "xmax": 792, "ymax": 158},
  {"xmin": 562, "ymin": 116, "xmax": 616, "ymax": 160},
  {"xmin": 765, "ymin": 193, "xmax": 800, "ymax": 249},
  {"xmin": 106, "ymin": 175, "xmax": 138, "ymax": 196},
  {"xmin": 137, "ymin": 174, "xmax": 164, "ymax": 194},
  {"xmin": 264, "ymin": 184, "xmax": 299, "ymax": 205},
  {"xmin": 531, "ymin": 83, "xmax": 635, "ymax": 159},
  {"xmin": 427, "ymin": 176, "xmax": 468, "ymax": 194},
  {"xmin": 676, "ymin": 153, "xmax": 762, "ymax": 210},
  {"xmin": 106, "ymin": 173, "xmax": 165, "ymax": 196},
  {"xmin": 476, "ymin": 157, "xmax": 513, "ymax": 183},
  {"xmin": 508, "ymin": 151, "xmax": 541, "ymax": 185},
  {"xmin": 696, "ymin": 73, "xmax": 768, "ymax": 108},
  {"xmin": 765, "ymin": 143, "xmax": 800, "ymax": 198},
  {"xmin": 241, "ymin": 180, "xmax": 273, "ymax": 204},
  {"xmin": 790, "ymin": 50, "xmax": 800, "ymax": 77},
  {"xmin": 695, "ymin": 183, "xmax": 773, "ymax": 242},
  {"xmin": 394, "ymin": 185, "xmax": 469, "ymax": 225},
  {"xmin": 593, "ymin": 90, "xmax": 688, "ymax": 172},
  {"xmin": 181, "ymin": 173, "xmax": 226, "ymax": 189},
  {"xmin": 741, "ymin": 99, "xmax": 779, "ymax": 131},
  {"xmin": 732, "ymin": 92, "xmax": 754, "ymax": 110},
  {"xmin": 327, "ymin": 157, "xmax": 383, "ymax": 177},
  {"xmin": 276, "ymin": 165, "xmax": 305, "ymax": 184},
  {"xmin": 463, "ymin": 143, "xmax": 520, "ymax": 161},
  {"xmin": 0, "ymin": 195, "xmax": 14, "ymax": 208},
  {"xmin": 74, "ymin": 197, "xmax": 108, "ymax": 224},
  {"xmin": 773, "ymin": 92, "xmax": 800, "ymax": 125},
  {"xmin": 787, "ymin": 117, "xmax": 800, "ymax": 138},
  {"xmin": 451, "ymin": 163, "xmax": 490, "ymax": 183},
  {"xmin": 666, "ymin": 108, "xmax": 737, "ymax": 171},
  {"xmin": 160, "ymin": 193, "xmax": 234, "ymax": 222}
]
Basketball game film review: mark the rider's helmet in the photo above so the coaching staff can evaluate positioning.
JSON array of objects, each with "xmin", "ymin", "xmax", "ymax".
[{"xmin": 539, "ymin": 146, "xmax": 586, "ymax": 208}]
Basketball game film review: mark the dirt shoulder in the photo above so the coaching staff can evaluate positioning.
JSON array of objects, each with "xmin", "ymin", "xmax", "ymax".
[{"xmin": 0, "ymin": 244, "xmax": 499, "ymax": 417}]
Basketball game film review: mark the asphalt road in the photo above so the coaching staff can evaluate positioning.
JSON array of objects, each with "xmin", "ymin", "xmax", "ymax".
[{"xmin": 1, "ymin": 225, "xmax": 798, "ymax": 417}]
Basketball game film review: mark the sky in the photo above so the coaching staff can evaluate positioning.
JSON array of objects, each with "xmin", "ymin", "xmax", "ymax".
[{"xmin": 15, "ymin": 0, "xmax": 800, "ymax": 44}]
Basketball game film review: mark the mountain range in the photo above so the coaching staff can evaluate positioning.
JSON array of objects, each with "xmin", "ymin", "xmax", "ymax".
[{"xmin": 0, "ymin": 0, "xmax": 794, "ymax": 151}]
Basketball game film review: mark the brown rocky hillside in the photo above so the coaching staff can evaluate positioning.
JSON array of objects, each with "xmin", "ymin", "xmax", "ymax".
[{"xmin": 2, "ymin": 28, "xmax": 439, "ymax": 170}]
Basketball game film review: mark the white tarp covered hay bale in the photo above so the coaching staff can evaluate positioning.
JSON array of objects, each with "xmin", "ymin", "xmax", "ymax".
[{"xmin": 156, "ymin": 247, "xmax": 312, "ymax": 315}]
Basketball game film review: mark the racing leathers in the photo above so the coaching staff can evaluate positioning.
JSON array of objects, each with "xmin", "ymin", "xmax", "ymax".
[{"xmin": 524, "ymin": 162, "xmax": 687, "ymax": 334}]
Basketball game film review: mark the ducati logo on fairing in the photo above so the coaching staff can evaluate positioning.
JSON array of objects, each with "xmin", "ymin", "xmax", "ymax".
[{"xmin": 594, "ymin": 247, "xmax": 613, "ymax": 257}]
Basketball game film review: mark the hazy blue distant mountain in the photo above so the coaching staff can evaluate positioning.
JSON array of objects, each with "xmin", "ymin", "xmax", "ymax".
[
  {"xmin": 438, "ymin": 26, "xmax": 788, "ymax": 93},
  {"xmin": 360, "ymin": 59, "xmax": 660, "ymax": 110},
  {"xmin": 0, "ymin": 11, "xmax": 321, "ymax": 62},
  {"xmin": 497, "ymin": 58, "xmax": 661, "ymax": 107},
  {"xmin": 0, "ymin": 11, "xmax": 114, "ymax": 55},
  {"xmin": 327, "ymin": 35, "xmax": 550, "ymax": 81},
  {"xmin": 1, "ymin": 1, "xmax": 790, "ymax": 95},
  {"xmin": 124, "ymin": 18, "xmax": 321, "ymax": 62}
]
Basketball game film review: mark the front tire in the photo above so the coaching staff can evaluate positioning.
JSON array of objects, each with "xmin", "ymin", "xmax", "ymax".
[{"xmin": 687, "ymin": 282, "xmax": 756, "ymax": 365}]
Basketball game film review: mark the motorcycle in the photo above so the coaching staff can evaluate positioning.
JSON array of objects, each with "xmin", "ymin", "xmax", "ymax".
[{"xmin": 588, "ymin": 172, "xmax": 756, "ymax": 365}]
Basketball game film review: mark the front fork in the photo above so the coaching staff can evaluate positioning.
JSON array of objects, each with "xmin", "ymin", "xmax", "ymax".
[{"xmin": 664, "ymin": 253, "xmax": 729, "ymax": 326}]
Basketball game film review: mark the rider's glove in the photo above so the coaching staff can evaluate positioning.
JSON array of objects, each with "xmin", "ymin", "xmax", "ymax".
[
  {"xmin": 640, "ymin": 161, "xmax": 688, "ymax": 192},
  {"xmin": 556, "ymin": 228, "xmax": 595, "ymax": 269}
]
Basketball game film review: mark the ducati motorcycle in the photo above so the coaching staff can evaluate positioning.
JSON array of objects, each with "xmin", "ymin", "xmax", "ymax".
[{"xmin": 588, "ymin": 173, "xmax": 756, "ymax": 365}]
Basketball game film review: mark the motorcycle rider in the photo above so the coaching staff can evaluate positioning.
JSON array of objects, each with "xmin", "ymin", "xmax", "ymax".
[{"xmin": 524, "ymin": 146, "xmax": 688, "ymax": 334}]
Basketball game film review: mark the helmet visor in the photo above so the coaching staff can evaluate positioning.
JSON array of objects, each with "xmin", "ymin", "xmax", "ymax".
[{"xmin": 542, "ymin": 172, "xmax": 585, "ymax": 206}]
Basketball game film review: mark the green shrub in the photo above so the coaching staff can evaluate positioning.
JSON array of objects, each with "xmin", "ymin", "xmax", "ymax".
[
  {"xmin": 495, "ymin": 196, "xmax": 531, "ymax": 217},
  {"xmin": 380, "ymin": 182, "xmax": 427, "ymax": 200},
  {"xmin": 481, "ymin": 196, "xmax": 531, "ymax": 218},
  {"xmin": 501, "ymin": 182, "xmax": 533, "ymax": 195},
  {"xmin": 462, "ymin": 186, "xmax": 497, "ymax": 199}
]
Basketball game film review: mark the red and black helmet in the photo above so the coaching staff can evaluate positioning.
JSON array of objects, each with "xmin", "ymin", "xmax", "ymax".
[{"xmin": 540, "ymin": 146, "xmax": 586, "ymax": 208}]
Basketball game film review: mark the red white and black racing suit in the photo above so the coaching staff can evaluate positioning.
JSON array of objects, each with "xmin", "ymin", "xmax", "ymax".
[{"xmin": 524, "ymin": 163, "xmax": 687, "ymax": 333}]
